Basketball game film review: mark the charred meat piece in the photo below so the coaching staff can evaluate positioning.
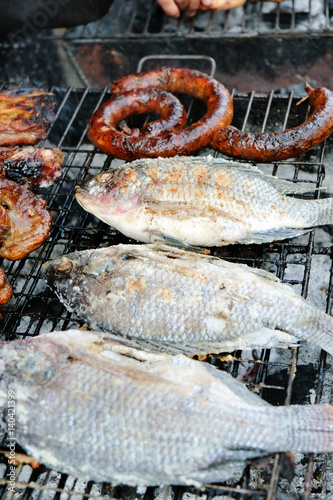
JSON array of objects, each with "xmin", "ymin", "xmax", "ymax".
[
  {"xmin": 0, "ymin": 147, "xmax": 64, "ymax": 189},
  {"xmin": 0, "ymin": 88, "xmax": 56, "ymax": 147},
  {"xmin": 0, "ymin": 203, "xmax": 10, "ymax": 242},
  {"xmin": 0, "ymin": 178, "xmax": 52, "ymax": 260},
  {"xmin": 0, "ymin": 269, "xmax": 12, "ymax": 307}
]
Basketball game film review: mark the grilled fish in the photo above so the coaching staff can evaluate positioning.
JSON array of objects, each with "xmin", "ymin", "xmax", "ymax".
[
  {"xmin": 42, "ymin": 244, "xmax": 333, "ymax": 355},
  {"xmin": 0, "ymin": 329, "xmax": 332, "ymax": 486},
  {"xmin": 75, "ymin": 156, "xmax": 333, "ymax": 247}
]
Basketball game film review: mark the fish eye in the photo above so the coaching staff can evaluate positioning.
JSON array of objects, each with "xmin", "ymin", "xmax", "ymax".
[
  {"xmin": 96, "ymin": 173, "xmax": 112, "ymax": 183},
  {"xmin": 57, "ymin": 258, "xmax": 73, "ymax": 273}
]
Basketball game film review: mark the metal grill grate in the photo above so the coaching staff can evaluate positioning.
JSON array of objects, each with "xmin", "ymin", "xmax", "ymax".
[
  {"xmin": 3, "ymin": 0, "xmax": 333, "ymax": 91},
  {"xmin": 57, "ymin": 0, "xmax": 333, "ymax": 38},
  {"xmin": 0, "ymin": 57, "xmax": 332, "ymax": 499}
]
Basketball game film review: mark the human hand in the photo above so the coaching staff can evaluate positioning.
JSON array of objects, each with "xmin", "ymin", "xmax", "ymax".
[
  {"xmin": 200, "ymin": 0, "xmax": 246, "ymax": 10},
  {"xmin": 156, "ymin": 0, "xmax": 244, "ymax": 16},
  {"xmin": 156, "ymin": 0, "xmax": 212, "ymax": 17}
]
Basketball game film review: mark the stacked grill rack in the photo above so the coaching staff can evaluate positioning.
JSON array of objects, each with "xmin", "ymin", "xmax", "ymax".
[
  {"xmin": 2, "ymin": 0, "xmax": 333, "ymax": 90},
  {"xmin": 0, "ymin": 65, "xmax": 332, "ymax": 499},
  {"xmin": 56, "ymin": 0, "xmax": 333, "ymax": 38}
]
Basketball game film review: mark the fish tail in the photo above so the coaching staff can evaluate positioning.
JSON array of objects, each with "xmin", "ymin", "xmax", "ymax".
[
  {"xmin": 280, "ymin": 404, "xmax": 333, "ymax": 453},
  {"xmin": 287, "ymin": 306, "xmax": 333, "ymax": 356},
  {"xmin": 310, "ymin": 197, "xmax": 333, "ymax": 226}
]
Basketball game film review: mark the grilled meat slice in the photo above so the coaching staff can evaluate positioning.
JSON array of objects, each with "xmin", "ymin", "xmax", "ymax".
[
  {"xmin": 0, "ymin": 178, "xmax": 52, "ymax": 260},
  {"xmin": 0, "ymin": 147, "xmax": 64, "ymax": 188},
  {"xmin": 0, "ymin": 88, "xmax": 55, "ymax": 147}
]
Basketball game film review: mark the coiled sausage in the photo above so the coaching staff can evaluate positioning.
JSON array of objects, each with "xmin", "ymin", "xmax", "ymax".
[
  {"xmin": 88, "ymin": 68, "xmax": 233, "ymax": 160},
  {"xmin": 212, "ymin": 83, "xmax": 333, "ymax": 162}
]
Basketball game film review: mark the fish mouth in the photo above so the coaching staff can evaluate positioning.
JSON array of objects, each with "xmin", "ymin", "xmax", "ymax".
[
  {"xmin": 74, "ymin": 185, "xmax": 91, "ymax": 211},
  {"xmin": 74, "ymin": 184, "xmax": 86, "ymax": 199}
]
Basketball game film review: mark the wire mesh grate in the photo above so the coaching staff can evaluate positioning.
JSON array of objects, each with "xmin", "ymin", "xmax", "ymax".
[
  {"xmin": 0, "ymin": 61, "xmax": 332, "ymax": 498},
  {"xmin": 54, "ymin": 0, "xmax": 333, "ymax": 39}
]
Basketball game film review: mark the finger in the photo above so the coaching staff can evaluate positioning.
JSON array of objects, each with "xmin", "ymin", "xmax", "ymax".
[
  {"xmin": 200, "ymin": 0, "xmax": 213, "ymax": 8},
  {"xmin": 156, "ymin": 0, "xmax": 181, "ymax": 16},
  {"xmin": 182, "ymin": 0, "xmax": 201, "ymax": 16}
]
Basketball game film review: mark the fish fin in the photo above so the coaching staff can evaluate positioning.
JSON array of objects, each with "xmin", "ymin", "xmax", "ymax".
[
  {"xmin": 148, "ymin": 230, "xmax": 209, "ymax": 254},
  {"xmin": 266, "ymin": 178, "xmax": 323, "ymax": 196},
  {"xmin": 237, "ymin": 266, "xmax": 282, "ymax": 283},
  {"xmin": 291, "ymin": 307, "xmax": 333, "ymax": 357},
  {"xmin": 120, "ymin": 327, "xmax": 300, "ymax": 357},
  {"xmin": 179, "ymin": 327, "xmax": 300, "ymax": 355},
  {"xmin": 205, "ymin": 367, "xmax": 271, "ymax": 407},
  {"xmin": 240, "ymin": 227, "xmax": 311, "ymax": 244},
  {"xmin": 204, "ymin": 156, "xmax": 322, "ymax": 195},
  {"xmin": 190, "ymin": 459, "xmax": 248, "ymax": 484}
]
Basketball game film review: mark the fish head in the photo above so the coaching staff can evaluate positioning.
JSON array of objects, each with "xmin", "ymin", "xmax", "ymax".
[
  {"xmin": 42, "ymin": 248, "xmax": 125, "ymax": 283},
  {"xmin": 0, "ymin": 334, "xmax": 70, "ymax": 399},
  {"xmin": 75, "ymin": 167, "xmax": 151, "ymax": 221},
  {"xmin": 0, "ymin": 329, "xmax": 129, "ymax": 395},
  {"xmin": 41, "ymin": 247, "xmax": 129, "ymax": 311},
  {"xmin": 41, "ymin": 250, "xmax": 94, "ymax": 309}
]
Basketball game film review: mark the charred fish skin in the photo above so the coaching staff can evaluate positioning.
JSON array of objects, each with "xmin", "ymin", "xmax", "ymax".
[
  {"xmin": 74, "ymin": 156, "xmax": 333, "ymax": 247},
  {"xmin": 0, "ymin": 330, "xmax": 332, "ymax": 486},
  {"xmin": 42, "ymin": 244, "xmax": 333, "ymax": 356}
]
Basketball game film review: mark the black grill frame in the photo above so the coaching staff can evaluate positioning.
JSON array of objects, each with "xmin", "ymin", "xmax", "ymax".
[{"xmin": 0, "ymin": 57, "xmax": 332, "ymax": 499}]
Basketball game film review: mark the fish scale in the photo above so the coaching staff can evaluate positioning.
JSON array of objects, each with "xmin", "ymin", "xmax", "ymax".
[
  {"xmin": 75, "ymin": 156, "xmax": 333, "ymax": 247},
  {"xmin": 42, "ymin": 244, "xmax": 333, "ymax": 355}
]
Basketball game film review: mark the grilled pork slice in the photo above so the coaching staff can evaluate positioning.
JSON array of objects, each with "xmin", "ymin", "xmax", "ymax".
[
  {"xmin": 0, "ymin": 178, "xmax": 52, "ymax": 260},
  {"xmin": 0, "ymin": 88, "xmax": 55, "ymax": 147},
  {"xmin": 0, "ymin": 147, "xmax": 64, "ymax": 189}
]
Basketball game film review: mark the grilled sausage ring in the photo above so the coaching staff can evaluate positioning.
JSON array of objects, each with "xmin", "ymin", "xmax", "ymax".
[
  {"xmin": 90, "ymin": 88, "xmax": 187, "ymax": 147},
  {"xmin": 211, "ymin": 83, "xmax": 333, "ymax": 162},
  {"xmin": 88, "ymin": 68, "xmax": 233, "ymax": 160}
]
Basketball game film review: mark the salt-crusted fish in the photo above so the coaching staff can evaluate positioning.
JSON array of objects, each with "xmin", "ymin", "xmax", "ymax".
[
  {"xmin": 1, "ymin": 329, "xmax": 332, "ymax": 486},
  {"xmin": 75, "ymin": 156, "xmax": 333, "ymax": 247},
  {"xmin": 42, "ymin": 244, "xmax": 333, "ymax": 355}
]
